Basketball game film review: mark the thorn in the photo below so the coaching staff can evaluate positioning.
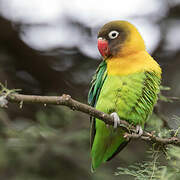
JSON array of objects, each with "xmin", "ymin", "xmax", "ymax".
[{"xmin": 19, "ymin": 101, "xmax": 23, "ymax": 109}]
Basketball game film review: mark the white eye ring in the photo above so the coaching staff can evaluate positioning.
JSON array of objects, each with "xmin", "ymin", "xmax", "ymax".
[{"xmin": 108, "ymin": 30, "xmax": 119, "ymax": 39}]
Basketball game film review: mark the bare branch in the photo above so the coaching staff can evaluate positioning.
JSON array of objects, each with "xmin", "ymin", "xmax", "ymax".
[
  {"xmin": 124, "ymin": 132, "xmax": 180, "ymax": 146},
  {"xmin": 7, "ymin": 93, "xmax": 129, "ymax": 127},
  {"xmin": 1, "ymin": 92, "xmax": 180, "ymax": 147}
]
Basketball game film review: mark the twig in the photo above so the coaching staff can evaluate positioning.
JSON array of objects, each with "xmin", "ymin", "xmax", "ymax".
[
  {"xmin": 0, "ymin": 92, "xmax": 180, "ymax": 146},
  {"xmin": 124, "ymin": 132, "xmax": 180, "ymax": 146},
  {"xmin": 6, "ymin": 93, "xmax": 131, "ymax": 127}
]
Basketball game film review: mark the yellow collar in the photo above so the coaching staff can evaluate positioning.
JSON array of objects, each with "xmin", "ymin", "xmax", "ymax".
[{"xmin": 106, "ymin": 51, "xmax": 161, "ymax": 76}]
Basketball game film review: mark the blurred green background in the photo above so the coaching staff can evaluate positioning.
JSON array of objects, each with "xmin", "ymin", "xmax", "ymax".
[{"xmin": 0, "ymin": 0, "xmax": 180, "ymax": 179}]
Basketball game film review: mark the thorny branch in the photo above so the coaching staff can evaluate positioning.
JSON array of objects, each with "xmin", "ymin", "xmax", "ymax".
[{"xmin": 0, "ymin": 91, "xmax": 180, "ymax": 147}]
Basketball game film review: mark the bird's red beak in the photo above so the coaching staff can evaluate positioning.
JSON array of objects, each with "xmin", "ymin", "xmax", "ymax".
[{"xmin": 98, "ymin": 38, "xmax": 110, "ymax": 58}]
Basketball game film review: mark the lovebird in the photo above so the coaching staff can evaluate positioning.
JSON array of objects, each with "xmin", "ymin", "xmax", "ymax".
[{"xmin": 88, "ymin": 20, "xmax": 161, "ymax": 171}]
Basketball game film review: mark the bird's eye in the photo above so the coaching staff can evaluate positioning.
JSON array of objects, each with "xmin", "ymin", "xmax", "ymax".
[{"xmin": 108, "ymin": 30, "xmax": 119, "ymax": 39}]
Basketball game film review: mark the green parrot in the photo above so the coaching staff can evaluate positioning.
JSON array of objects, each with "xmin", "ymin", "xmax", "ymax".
[{"xmin": 88, "ymin": 20, "xmax": 161, "ymax": 171}]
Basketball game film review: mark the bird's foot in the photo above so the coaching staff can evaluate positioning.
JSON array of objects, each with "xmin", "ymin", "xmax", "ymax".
[
  {"xmin": 110, "ymin": 112, "xmax": 121, "ymax": 128},
  {"xmin": 136, "ymin": 125, "xmax": 143, "ymax": 136}
]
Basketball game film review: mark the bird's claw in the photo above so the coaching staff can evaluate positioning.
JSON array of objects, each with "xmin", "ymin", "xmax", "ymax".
[
  {"xmin": 110, "ymin": 112, "xmax": 121, "ymax": 128},
  {"xmin": 136, "ymin": 125, "xmax": 143, "ymax": 136}
]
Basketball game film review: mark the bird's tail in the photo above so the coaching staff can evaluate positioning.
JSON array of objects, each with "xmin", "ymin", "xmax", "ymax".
[{"xmin": 91, "ymin": 126, "xmax": 129, "ymax": 171}]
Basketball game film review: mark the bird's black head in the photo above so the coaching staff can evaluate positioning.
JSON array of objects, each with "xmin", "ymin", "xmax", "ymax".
[{"xmin": 97, "ymin": 20, "xmax": 145, "ymax": 58}]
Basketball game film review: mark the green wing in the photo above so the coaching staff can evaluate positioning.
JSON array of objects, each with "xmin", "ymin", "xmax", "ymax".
[
  {"xmin": 88, "ymin": 61, "xmax": 107, "ymax": 107},
  {"xmin": 88, "ymin": 61, "xmax": 107, "ymax": 149}
]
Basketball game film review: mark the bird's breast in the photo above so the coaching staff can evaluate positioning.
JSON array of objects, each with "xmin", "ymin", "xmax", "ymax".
[
  {"xmin": 96, "ymin": 70, "xmax": 160, "ymax": 125},
  {"xmin": 106, "ymin": 50, "xmax": 161, "ymax": 77}
]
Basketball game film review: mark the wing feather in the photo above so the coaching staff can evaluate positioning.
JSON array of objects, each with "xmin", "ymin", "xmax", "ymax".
[{"xmin": 88, "ymin": 61, "xmax": 107, "ymax": 148}]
